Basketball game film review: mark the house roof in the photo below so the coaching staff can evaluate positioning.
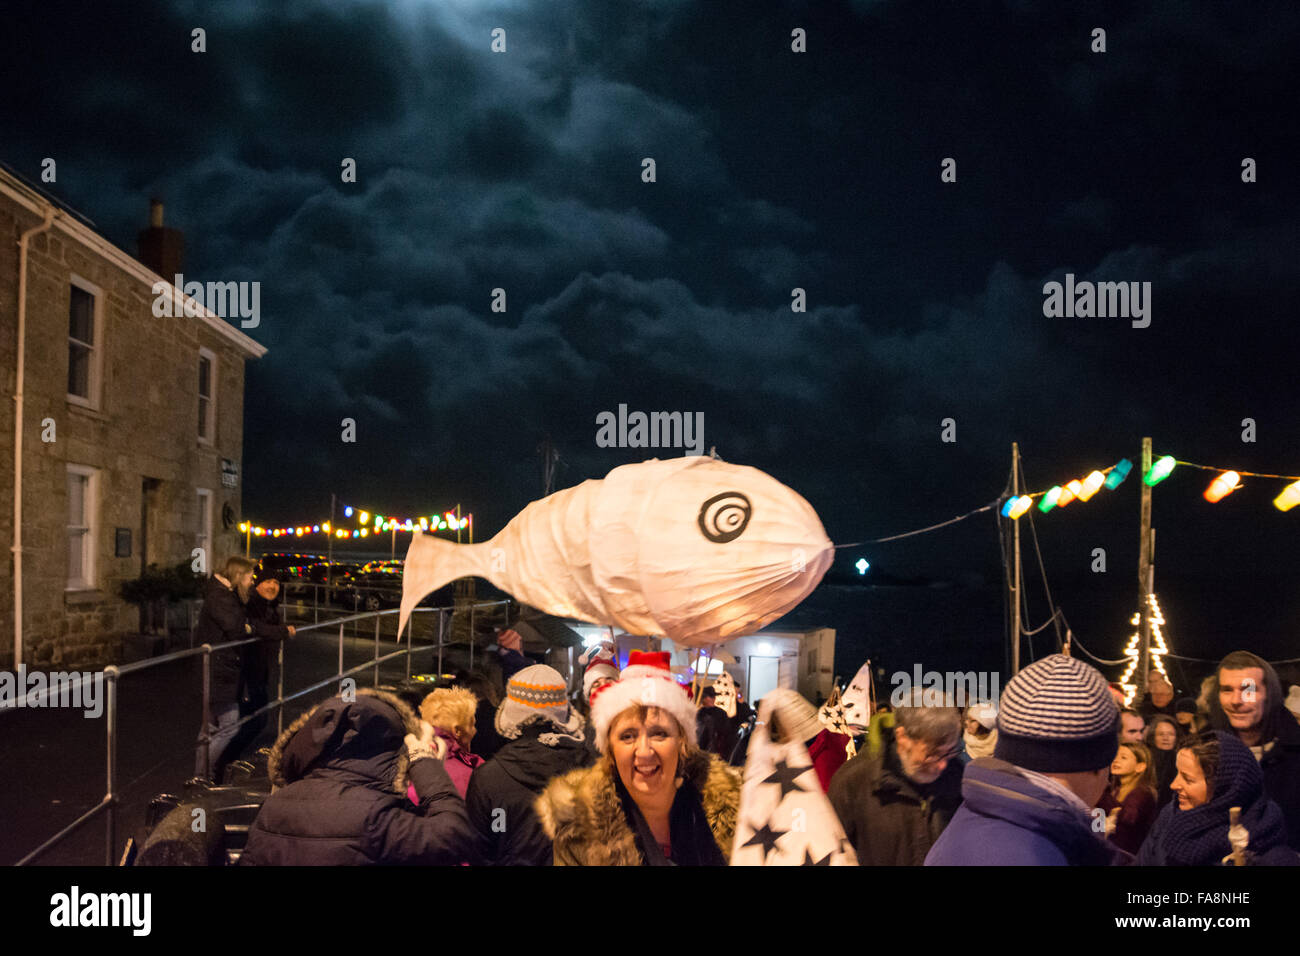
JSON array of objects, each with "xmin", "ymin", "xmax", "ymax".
[{"xmin": 0, "ymin": 162, "xmax": 267, "ymax": 360}]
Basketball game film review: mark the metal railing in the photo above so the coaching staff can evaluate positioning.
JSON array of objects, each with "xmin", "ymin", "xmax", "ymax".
[{"xmin": 3, "ymin": 598, "xmax": 509, "ymax": 866}]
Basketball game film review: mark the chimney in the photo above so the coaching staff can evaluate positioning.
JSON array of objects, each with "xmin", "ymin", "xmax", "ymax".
[{"xmin": 137, "ymin": 197, "xmax": 184, "ymax": 278}]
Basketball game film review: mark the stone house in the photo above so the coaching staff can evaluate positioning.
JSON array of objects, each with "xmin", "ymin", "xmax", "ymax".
[{"xmin": 1, "ymin": 165, "xmax": 265, "ymax": 668}]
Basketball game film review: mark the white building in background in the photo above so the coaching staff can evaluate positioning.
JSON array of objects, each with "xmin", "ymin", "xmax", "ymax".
[{"xmin": 572, "ymin": 623, "xmax": 836, "ymax": 706}]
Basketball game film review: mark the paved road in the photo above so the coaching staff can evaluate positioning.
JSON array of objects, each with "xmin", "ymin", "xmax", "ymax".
[{"xmin": 0, "ymin": 608, "xmax": 490, "ymax": 866}]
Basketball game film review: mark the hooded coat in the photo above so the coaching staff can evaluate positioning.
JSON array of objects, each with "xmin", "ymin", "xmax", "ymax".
[
  {"xmin": 925, "ymin": 758, "xmax": 1126, "ymax": 866},
  {"xmin": 240, "ymin": 688, "xmax": 474, "ymax": 866},
  {"xmin": 827, "ymin": 733, "xmax": 963, "ymax": 866},
  {"xmin": 464, "ymin": 722, "xmax": 594, "ymax": 866},
  {"xmin": 535, "ymin": 750, "xmax": 740, "ymax": 865}
]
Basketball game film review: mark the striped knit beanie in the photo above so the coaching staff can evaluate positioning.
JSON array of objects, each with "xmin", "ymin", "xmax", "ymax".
[
  {"xmin": 495, "ymin": 665, "xmax": 583, "ymax": 740},
  {"xmin": 993, "ymin": 654, "xmax": 1119, "ymax": 773}
]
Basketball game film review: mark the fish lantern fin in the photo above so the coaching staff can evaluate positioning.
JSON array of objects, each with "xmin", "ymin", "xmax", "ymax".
[{"xmin": 398, "ymin": 531, "xmax": 487, "ymax": 638}]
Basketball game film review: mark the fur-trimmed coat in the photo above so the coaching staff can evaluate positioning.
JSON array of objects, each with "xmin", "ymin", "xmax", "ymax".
[
  {"xmin": 240, "ymin": 688, "xmax": 474, "ymax": 866},
  {"xmin": 535, "ymin": 751, "xmax": 740, "ymax": 865}
]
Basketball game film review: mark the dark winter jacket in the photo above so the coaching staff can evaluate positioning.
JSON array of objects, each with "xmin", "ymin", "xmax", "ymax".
[
  {"xmin": 1098, "ymin": 784, "xmax": 1158, "ymax": 856},
  {"xmin": 1150, "ymin": 747, "xmax": 1178, "ymax": 810},
  {"xmin": 470, "ymin": 698, "xmax": 507, "ymax": 761},
  {"xmin": 828, "ymin": 735, "xmax": 963, "ymax": 866},
  {"xmin": 195, "ymin": 577, "xmax": 289, "ymax": 705},
  {"xmin": 696, "ymin": 705, "xmax": 730, "ymax": 758},
  {"xmin": 239, "ymin": 590, "xmax": 281, "ymax": 703},
  {"xmin": 925, "ymin": 758, "xmax": 1125, "ymax": 866},
  {"xmin": 1137, "ymin": 694, "xmax": 1179, "ymax": 721},
  {"xmin": 1258, "ymin": 714, "xmax": 1300, "ymax": 850},
  {"xmin": 240, "ymin": 688, "xmax": 474, "ymax": 866},
  {"xmin": 536, "ymin": 751, "xmax": 741, "ymax": 865},
  {"xmin": 465, "ymin": 723, "xmax": 593, "ymax": 865}
]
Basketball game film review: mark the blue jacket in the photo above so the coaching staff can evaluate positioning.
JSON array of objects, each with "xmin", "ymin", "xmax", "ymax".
[{"xmin": 925, "ymin": 758, "xmax": 1124, "ymax": 866}]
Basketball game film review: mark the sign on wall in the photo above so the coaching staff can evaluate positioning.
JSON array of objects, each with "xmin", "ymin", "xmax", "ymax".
[{"xmin": 221, "ymin": 458, "xmax": 238, "ymax": 489}]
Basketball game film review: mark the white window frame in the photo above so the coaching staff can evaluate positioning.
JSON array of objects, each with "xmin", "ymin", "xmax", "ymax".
[
  {"xmin": 67, "ymin": 275, "xmax": 104, "ymax": 410},
  {"xmin": 196, "ymin": 488, "xmax": 213, "ymax": 567},
  {"xmin": 198, "ymin": 347, "xmax": 217, "ymax": 444},
  {"xmin": 66, "ymin": 464, "xmax": 98, "ymax": 591}
]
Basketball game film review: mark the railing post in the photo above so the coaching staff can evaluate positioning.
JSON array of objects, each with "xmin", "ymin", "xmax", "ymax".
[
  {"xmin": 437, "ymin": 609, "xmax": 445, "ymax": 676},
  {"xmin": 199, "ymin": 643, "xmax": 212, "ymax": 779},
  {"xmin": 405, "ymin": 611, "xmax": 413, "ymax": 680},
  {"xmin": 104, "ymin": 665, "xmax": 118, "ymax": 866},
  {"xmin": 338, "ymin": 621, "xmax": 345, "ymax": 690},
  {"xmin": 469, "ymin": 603, "xmax": 475, "ymax": 669},
  {"xmin": 373, "ymin": 613, "xmax": 380, "ymax": 687},
  {"xmin": 277, "ymin": 639, "xmax": 285, "ymax": 737}
]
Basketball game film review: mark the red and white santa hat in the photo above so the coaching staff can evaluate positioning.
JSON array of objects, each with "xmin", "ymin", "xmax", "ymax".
[{"xmin": 589, "ymin": 650, "xmax": 698, "ymax": 754}]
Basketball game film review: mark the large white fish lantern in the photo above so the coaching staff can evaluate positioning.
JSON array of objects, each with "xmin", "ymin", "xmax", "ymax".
[{"xmin": 399, "ymin": 457, "xmax": 834, "ymax": 648}]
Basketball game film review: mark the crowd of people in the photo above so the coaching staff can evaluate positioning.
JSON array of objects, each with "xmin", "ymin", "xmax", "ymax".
[{"xmin": 193, "ymin": 556, "xmax": 1300, "ymax": 866}]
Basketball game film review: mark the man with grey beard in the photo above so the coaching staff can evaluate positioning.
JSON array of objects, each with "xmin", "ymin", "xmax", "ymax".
[
  {"xmin": 828, "ymin": 690, "xmax": 963, "ymax": 865},
  {"xmin": 193, "ymin": 556, "xmax": 294, "ymax": 781}
]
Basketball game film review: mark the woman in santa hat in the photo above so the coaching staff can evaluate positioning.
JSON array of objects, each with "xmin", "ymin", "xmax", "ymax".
[{"xmin": 535, "ymin": 650, "xmax": 741, "ymax": 865}]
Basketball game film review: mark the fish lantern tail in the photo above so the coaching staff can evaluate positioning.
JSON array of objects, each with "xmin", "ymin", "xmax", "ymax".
[{"xmin": 399, "ymin": 531, "xmax": 489, "ymax": 638}]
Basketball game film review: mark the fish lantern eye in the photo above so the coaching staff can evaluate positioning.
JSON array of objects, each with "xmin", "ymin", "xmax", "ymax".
[{"xmin": 697, "ymin": 492, "xmax": 753, "ymax": 543}]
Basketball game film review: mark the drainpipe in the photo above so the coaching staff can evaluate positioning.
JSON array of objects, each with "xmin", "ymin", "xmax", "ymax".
[{"xmin": 13, "ymin": 205, "xmax": 56, "ymax": 670}]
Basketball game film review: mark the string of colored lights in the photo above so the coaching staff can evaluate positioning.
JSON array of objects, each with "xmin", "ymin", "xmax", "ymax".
[
  {"xmin": 1000, "ymin": 453, "xmax": 1300, "ymax": 519},
  {"xmin": 238, "ymin": 504, "xmax": 472, "ymax": 540}
]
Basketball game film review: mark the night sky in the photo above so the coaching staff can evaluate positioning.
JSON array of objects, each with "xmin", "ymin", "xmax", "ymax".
[{"xmin": 7, "ymin": 1, "xmax": 1300, "ymax": 664}]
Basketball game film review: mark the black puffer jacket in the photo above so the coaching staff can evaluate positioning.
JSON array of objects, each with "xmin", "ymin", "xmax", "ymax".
[
  {"xmin": 828, "ymin": 734, "xmax": 964, "ymax": 866},
  {"xmin": 240, "ymin": 688, "xmax": 474, "ymax": 865},
  {"xmin": 195, "ymin": 577, "xmax": 289, "ymax": 704},
  {"xmin": 1261, "ymin": 715, "xmax": 1300, "ymax": 850},
  {"xmin": 464, "ymin": 722, "xmax": 594, "ymax": 866}
]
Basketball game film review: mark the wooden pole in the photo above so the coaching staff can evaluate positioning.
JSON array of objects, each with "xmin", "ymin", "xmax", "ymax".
[
  {"xmin": 327, "ymin": 493, "xmax": 336, "ymax": 602},
  {"xmin": 1138, "ymin": 437, "xmax": 1153, "ymax": 697},
  {"xmin": 1011, "ymin": 442, "xmax": 1022, "ymax": 675}
]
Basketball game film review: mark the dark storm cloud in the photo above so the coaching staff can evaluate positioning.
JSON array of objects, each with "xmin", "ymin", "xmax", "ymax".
[{"xmin": 6, "ymin": 0, "xmax": 1299, "ymax": 587}]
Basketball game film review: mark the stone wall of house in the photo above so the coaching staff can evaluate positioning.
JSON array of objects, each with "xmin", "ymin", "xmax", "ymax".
[{"xmin": 0, "ymin": 198, "xmax": 250, "ymax": 669}]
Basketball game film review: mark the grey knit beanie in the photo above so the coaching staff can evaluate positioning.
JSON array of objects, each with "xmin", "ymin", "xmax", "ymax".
[{"xmin": 993, "ymin": 654, "xmax": 1119, "ymax": 772}]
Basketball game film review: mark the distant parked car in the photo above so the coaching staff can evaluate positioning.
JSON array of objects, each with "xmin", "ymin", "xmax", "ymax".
[
  {"xmin": 334, "ymin": 569, "xmax": 403, "ymax": 611},
  {"xmin": 255, "ymin": 552, "xmax": 324, "ymax": 582}
]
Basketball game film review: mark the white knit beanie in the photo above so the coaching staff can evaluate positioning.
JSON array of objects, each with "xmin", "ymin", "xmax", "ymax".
[{"xmin": 495, "ymin": 664, "xmax": 583, "ymax": 740}]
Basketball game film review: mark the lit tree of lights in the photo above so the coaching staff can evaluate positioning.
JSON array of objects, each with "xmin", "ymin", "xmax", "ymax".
[{"xmin": 1118, "ymin": 592, "xmax": 1170, "ymax": 706}]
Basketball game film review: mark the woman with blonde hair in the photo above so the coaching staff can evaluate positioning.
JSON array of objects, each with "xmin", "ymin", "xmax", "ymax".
[
  {"xmin": 536, "ymin": 651, "xmax": 740, "ymax": 865},
  {"xmin": 1099, "ymin": 741, "xmax": 1158, "ymax": 855},
  {"xmin": 414, "ymin": 686, "xmax": 484, "ymax": 799}
]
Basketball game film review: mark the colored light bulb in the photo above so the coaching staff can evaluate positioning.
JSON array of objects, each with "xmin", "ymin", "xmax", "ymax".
[
  {"xmin": 1078, "ymin": 471, "xmax": 1105, "ymax": 501},
  {"xmin": 1275, "ymin": 481, "xmax": 1300, "ymax": 512},
  {"xmin": 1144, "ymin": 456, "xmax": 1176, "ymax": 486},
  {"xmin": 1204, "ymin": 471, "xmax": 1240, "ymax": 503},
  {"xmin": 1039, "ymin": 486, "xmax": 1062, "ymax": 513},
  {"xmin": 1105, "ymin": 459, "xmax": 1133, "ymax": 490}
]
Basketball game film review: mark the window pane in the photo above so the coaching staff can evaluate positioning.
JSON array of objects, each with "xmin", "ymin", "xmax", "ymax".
[
  {"xmin": 69, "ymin": 343, "xmax": 90, "ymax": 397},
  {"xmin": 67, "ymin": 473, "xmax": 85, "ymax": 524},
  {"xmin": 68, "ymin": 530, "xmax": 84, "ymax": 582},
  {"xmin": 198, "ymin": 396, "xmax": 209, "ymax": 438},
  {"xmin": 69, "ymin": 287, "xmax": 94, "ymax": 343},
  {"xmin": 198, "ymin": 356, "xmax": 211, "ymax": 398}
]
